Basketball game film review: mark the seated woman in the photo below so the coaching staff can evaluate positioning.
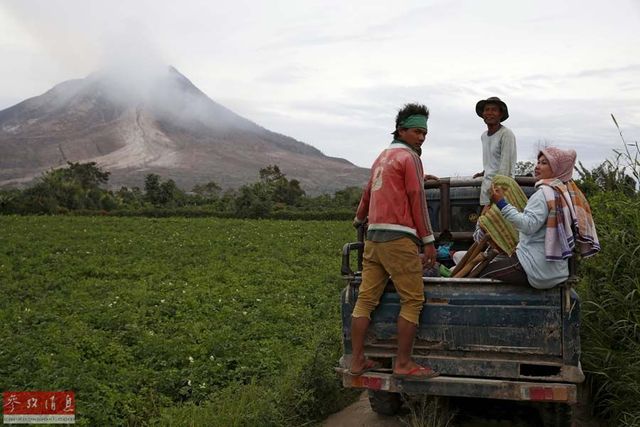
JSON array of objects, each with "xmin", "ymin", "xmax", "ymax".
[{"xmin": 479, "ymin": 147, "xmax": 600, "ymax": 289}]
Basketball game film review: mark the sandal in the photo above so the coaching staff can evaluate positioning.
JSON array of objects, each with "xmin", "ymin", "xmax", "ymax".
[{"xmin": 393, "ymin": 365, "xmax": 439, "ymax": 380}]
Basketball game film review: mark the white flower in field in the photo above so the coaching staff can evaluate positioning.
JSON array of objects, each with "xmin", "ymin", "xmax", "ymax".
[
  {"xmin": 160, "ymin": 299, "xmax": 165, "ymax": 303},
  {"xmin": 209, "ymin": 355, "xmax": 215, "ymax": 361},
  {"xmin": 108, "ymin": 303, "xmax": 113, "ymax": 307},
  {"xmin": 187, "ymin": 380, "xmax": 192, "ymax": 386},
  {"xmin": 218, "ymin": 299, "xmax": 222, "ymax": 303},
  {"xmin": 182, "ymin": 290, "xmax": 186, "ymax": 294},
  {"xmin": 188, "ymin": 356, "xmax": 194, "ymax": 363},
  {"xmin": 242, "ymin": 311, "xmax": 247, "ymax": 315},
  {"xmin": 199, "ymin": 383, "xmax": 206, "ymax": 389},
  {"xmin": 256, "ymin": 299, "xmax": 262, "ymax": 302}
]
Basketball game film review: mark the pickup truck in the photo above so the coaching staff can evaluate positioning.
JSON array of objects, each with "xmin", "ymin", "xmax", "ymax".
[{"xmin": 336, "ymin": 177, "xmax": 583, "ymax": 426}]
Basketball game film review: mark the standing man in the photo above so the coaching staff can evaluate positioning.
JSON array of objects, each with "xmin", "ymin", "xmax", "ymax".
[
  {"xmin": 472, "ymin": 97, "xmax": 517, "ymax": 212},
  {"xmin": 350, "ymin": 103, "xmax": 438, "ymax": 379}
]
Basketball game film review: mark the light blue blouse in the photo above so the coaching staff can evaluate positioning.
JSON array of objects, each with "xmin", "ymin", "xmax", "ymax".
[{"xmin": 500, "ymin": 190, "xmax": 569, "ymax": 289}]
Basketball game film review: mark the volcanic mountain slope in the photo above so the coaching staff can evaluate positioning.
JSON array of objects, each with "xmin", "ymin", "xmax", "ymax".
[{"xmin": 0, "ymin": 66, "xmax": 369, "ymax": 194}]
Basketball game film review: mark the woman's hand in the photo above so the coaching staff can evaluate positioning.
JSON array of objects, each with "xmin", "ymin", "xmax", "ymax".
[{"xmin": 490, "ymin": 184, "xmax": 505, "ymax": 203}]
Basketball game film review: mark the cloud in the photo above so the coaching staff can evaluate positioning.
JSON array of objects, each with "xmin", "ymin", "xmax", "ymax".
[
  {"xmin": 1, "ymin": 0, "xmax": 639, "ymax": 179},
  {"xmin": 256, "ymin": 66, "xmax": 308, "ymax": 85},
  {"xmin": 227, "ymin": 74, "xmax": 639, "ymax": 177},
  {"xmin": 570, "ymin": 64, "xmax": 640, "ymax": 79}
]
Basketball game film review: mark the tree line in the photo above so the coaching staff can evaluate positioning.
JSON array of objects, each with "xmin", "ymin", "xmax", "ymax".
[
  {"xmin": 0, "ymin": 156, "xmax": 635, "ymax": 218},
  {"xmin": 0, "ymin": 162, "xmax": 363, "ymax": 219}
]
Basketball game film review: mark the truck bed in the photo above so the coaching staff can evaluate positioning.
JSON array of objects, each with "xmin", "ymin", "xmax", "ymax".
[{"xmin": 338, "ymin": 276, "xmax": 583, "ymax": 402}]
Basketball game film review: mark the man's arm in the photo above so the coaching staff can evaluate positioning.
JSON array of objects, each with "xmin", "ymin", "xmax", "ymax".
[
  {"xmin": 404, "ymin": 156, "xmax": 436, "ymax": 266},
  {"xmin": 404, "ymin": 155, "xmax": 435, "ymax": 246},
  {"xmin": 353, "ymin": 179, "xmax": 372, "ymax": 227},
  {"xmin": 499, "ymin": 130, "xmax": 517, "ymax": 176}
]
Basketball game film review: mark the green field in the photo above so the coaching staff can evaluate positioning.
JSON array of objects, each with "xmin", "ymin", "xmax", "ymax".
[{"xmin": 0, "ymin": 216, "xmax": 357, "ymax": 426}]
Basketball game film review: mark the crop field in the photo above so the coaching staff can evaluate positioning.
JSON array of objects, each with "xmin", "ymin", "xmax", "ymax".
[{"xmin": 0, "ymin": 216, "xmax": 358, "ymax": 426}]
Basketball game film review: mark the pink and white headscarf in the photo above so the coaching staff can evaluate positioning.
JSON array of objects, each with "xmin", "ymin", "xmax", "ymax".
[{"xmin": 536, "ymin": 147, "xmax": 600, "ymax": 261}]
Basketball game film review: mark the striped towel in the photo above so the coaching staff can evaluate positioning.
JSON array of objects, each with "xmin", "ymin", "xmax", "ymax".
[
  {"xmin": 477, "ymin": 175, "xmax": 528, "ymax": 256},
  {"xmin": 478, "ymin": 206, "xmax": 519, "ymax": 255},
  {"xmin": 536, "ymin": 178, "xmax": 601, "ymax": 261}
]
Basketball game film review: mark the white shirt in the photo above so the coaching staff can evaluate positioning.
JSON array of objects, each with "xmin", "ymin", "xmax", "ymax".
[{"xmin": 480, "ymin": 125, "xmax": 517, "ymax": 205}]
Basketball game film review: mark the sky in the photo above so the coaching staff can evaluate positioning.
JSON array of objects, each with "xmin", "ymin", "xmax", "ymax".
[{"xmin": 1, "ymin": 0, "xmax": 639, "ymax": 177}]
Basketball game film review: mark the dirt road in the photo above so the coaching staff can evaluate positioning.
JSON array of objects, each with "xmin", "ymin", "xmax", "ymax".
[{"xmin": 322, "ymin": 392, "xmax": 404, "ymax": 427}]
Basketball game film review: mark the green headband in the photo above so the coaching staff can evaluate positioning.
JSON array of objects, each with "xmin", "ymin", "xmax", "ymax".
[{"xmin": 399, "ymin": 114, "xmax": 428, "ymax": 130}]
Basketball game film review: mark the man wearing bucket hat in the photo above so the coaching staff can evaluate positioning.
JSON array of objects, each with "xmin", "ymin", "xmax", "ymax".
[
  {"xmin": 350, "ymin": 103, "xmax": 438, "ymax": 380},
  {"xmin": 472, "ymin": 97, "xmax": 517, "ymax": 211}
]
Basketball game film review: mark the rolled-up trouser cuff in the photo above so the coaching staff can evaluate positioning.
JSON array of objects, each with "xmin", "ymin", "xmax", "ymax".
[
  {"xmin": 399, "ymin": 300, "xmax": 423, "ymax": 325},
  {"xmin": 352, "ymin": 305, "xmax": 373, "ymax": 320}
]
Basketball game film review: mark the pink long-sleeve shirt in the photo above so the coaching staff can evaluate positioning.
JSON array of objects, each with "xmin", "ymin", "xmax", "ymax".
[{"xmin": 355, "ymin": 141, "xmax": 435, "ymax": 245}]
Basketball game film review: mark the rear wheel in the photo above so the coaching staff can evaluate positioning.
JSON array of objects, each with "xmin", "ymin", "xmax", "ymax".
[{"xmin": 368, "ymin": 390, "xmax": 403, "ymax": 415}]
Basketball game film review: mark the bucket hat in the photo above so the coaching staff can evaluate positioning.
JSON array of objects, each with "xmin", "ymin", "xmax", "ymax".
[{"xmin": 475, "ymin": 97, "xmax": 509, "ymax": 122}]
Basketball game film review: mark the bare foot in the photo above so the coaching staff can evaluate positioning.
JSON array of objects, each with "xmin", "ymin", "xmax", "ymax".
[{"xmin": 349, "ymin": 358, "xmax": 382, "ymax": 376}]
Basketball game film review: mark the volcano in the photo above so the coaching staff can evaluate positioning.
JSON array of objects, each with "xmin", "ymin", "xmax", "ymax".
[{"xmin": 0, "ymin": 66, "xmax": 368, "ymax": 194}]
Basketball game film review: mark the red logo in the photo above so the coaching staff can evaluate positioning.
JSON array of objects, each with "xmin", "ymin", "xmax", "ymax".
[{"xmin": 3, "ymin": 391, "xmax": 75, "ymax": 424}]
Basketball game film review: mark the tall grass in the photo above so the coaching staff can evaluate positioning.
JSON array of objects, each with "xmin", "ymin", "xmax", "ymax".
[
  {"xmin": 578, "ymin": 191, "xmax": 640, "ymax": 424},
  {"xmin": 400, "ymin": 396, "xmax": 455, "ymax": 427},
  {"xmin": 576, "ymin": 116, "xmax": 640, "ymax": 426},
  {"xmin": 611, "ymin": 113, "xmax": 640, "ymax": 190}
]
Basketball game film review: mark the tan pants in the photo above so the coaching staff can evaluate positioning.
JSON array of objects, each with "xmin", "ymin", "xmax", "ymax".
[{"xmin": 352, "ymin": 237, "xmax": 425, "ymax": 325}]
